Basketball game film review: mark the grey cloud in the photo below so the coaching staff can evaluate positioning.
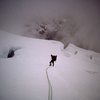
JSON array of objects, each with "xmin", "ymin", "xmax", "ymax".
[{"xmin": 0, "ymin": 0, "xmax": 100, "ymax": 52}]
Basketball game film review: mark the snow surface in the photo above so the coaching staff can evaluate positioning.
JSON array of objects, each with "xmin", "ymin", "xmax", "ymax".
[{"xmin": 0, "ymin": 30, "xmax": 100, "ymax": 100}]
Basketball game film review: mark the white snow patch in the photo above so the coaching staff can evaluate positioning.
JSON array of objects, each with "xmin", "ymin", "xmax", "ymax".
[{"xmin": 0, "ymin": 30, "xmax": 100, "ymax": 100}]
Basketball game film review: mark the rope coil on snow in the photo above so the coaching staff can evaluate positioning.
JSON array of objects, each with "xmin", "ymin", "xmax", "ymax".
[{"xmin": 46, "ymin": 66, "xmax": 53, "ymax": 100}]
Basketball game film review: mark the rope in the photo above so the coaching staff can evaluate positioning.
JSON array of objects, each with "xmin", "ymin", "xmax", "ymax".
[{"xmin": 46, "ymin": 66, "xmax": 53, "ymax": 100}]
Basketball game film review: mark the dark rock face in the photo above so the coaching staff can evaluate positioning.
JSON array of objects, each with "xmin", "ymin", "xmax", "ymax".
[
  {"xmin": 7, "ymin": 49, "xmax": 15, "ymax": 58},
  {"xmin": 0, "ymin": 46, "xmax": 22, "ymax": 59}
]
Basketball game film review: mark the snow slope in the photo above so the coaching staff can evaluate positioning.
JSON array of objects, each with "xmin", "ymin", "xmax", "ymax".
[{"xmin": 0, "ymin": 30, "xmax": 100, "ymax": 100}]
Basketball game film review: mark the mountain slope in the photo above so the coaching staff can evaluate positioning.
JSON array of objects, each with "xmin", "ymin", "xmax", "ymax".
[{"xmin": 0, "ymin": 30, "xmax": 100, "ymax": 100}]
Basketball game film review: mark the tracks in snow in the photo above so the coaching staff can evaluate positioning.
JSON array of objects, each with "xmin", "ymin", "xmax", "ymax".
[{"xmin": 46, "ymin": 66, "xmax": 53, "ymax": 100}]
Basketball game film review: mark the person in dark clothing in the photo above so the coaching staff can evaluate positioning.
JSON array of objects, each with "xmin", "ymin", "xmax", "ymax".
[{"xmin": 49, "ymin": 54, "xmax": 57, "ymax": 66}]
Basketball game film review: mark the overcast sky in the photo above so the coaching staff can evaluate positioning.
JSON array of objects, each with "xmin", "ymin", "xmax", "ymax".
[
  {"xmin": 0, "ymin": 0, "xmax": 100, "ymax": 52},
  {"xmin": 0, "ymin": 0, "xmax": 100, "ymax": 33}
]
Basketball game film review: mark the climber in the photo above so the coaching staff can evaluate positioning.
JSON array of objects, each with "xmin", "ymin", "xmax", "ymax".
[{"xmin": 49, "ymin": 54, "xmax": 57, "ymax": 66}]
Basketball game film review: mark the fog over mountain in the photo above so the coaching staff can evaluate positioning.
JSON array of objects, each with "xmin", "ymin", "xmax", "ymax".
[{"xmin": 0, "ymin": 0, "xmax": 100, "ymax": 52}]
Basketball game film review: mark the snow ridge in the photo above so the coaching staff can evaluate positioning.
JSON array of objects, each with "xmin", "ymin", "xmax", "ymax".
[{"xmin": 0, "ymin": 30, "xmax": 100, "ymax": 100}]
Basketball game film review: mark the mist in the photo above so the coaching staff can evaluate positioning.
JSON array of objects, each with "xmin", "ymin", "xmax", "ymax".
[{"xmin": 0, "ymin": 0, "xmax": 100, "ymax": 52}]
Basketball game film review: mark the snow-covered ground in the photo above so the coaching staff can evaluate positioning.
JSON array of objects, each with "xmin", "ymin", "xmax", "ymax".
[{"xmin": 0, "ymin": 30, "xmax": 100, "ymax": 100}]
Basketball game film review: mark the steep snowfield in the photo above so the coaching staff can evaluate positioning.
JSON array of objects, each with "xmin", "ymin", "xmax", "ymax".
[{"xmin": 0, "ymin": 30, "xmax": 100, "ymax": 100}]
